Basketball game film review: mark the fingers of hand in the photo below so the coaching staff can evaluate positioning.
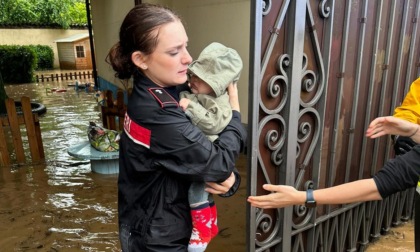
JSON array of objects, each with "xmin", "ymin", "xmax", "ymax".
[
  {"xmin": 247, "ymin": 195, "xmax": 276, "ymax": 209},
  {"xmin": 205, "ymin": 182, "xmax": 228, "ymax": 194}
]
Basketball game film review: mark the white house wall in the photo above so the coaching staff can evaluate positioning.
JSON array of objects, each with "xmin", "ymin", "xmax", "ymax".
[
  {"xmin": 90, "ymin": 0, "xmax": 134, "ymax": 88},
  {"xmin": 171, "ymin": 0, "xmax": 250, "ymax": 122}
]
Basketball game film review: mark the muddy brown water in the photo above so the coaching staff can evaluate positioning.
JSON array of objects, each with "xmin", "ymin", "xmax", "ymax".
[
  {"xmin": 0, "ymin": 76, "xmax": 414, "ymax": 251},
  {"xmin": 0, "ymin": 78, "xmax": 246, "ymax": 251}
]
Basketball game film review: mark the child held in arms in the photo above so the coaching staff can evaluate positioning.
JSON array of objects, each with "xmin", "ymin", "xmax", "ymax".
[{"xmin": 179, "ymin": 42, "xmax": 243, "ymax": 251}]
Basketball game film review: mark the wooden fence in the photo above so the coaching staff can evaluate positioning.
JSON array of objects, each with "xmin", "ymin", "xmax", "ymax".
[
  {"xmin": 101, "ymin": 89, "xmax": 126, "ymax": 131},
  {"xmin": 35, "ymin": 71, "xmax": 93, "ymax": 83},
  {"xmin": 0, "ymin": 97, "xmax": 45, "ymax": 166}
]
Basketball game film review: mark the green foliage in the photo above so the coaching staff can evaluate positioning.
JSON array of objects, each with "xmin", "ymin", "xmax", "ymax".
[
  {"xmin": 1, "ymin": 0, "xmax": 38, "ymax": 25},
  {"xmin": 0, "ymin": 0, "xmax": 87, "ymax": 28},
  {"xmin": 68, "ymin": 2, "xmax": 88, "ymax": 26},
  {"xmin": 28, "ymin": 45, "xmax": 54, "ymax": 70},
  {"xmin": 0, "ymin": 45, "xmax": 37, "ymax": 83},
  {"xmin": 34, "ymin": 0, "xmax": 72, "ymax": 28}
]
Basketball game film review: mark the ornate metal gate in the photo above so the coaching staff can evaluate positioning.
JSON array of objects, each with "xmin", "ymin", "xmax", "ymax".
[{"xmin": 247, "ymin": 0, "xmax": 420, "ymax": 251}]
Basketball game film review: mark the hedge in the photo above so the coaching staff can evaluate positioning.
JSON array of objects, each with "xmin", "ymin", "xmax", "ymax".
[
  {"xmin": 0, "ymin": 45, "xmax": 39, "ymax": 83},
  {"xmin": 28, "ymin": 45, "xmax": 54, "ymax": 70}
]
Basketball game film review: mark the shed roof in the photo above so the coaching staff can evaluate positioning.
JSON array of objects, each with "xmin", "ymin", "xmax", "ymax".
[{"xmin": 55, "ymin": 33, "xmax": 90, "ymax": 43}]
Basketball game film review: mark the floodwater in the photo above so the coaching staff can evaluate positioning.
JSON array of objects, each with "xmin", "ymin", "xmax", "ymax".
[
  {"xmin": 0, "ymin": 77, "xmax": 247, "ymax": 251},
  {"xmin": 0, "ymin": 75, "xmax": 414, "ymax": 251},
  {"xmin": 0, "ymin": 80, "xmax": 120, "ymax": 251}
]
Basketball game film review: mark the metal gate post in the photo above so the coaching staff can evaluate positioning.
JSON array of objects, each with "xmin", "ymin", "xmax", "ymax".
[
  {"xmin": 247, "ymin": 0, "xmax": 263, "ymax": 250},
  {"xmin": 281, "ymin": 0, "xmax": 307, "ymax": 251}
]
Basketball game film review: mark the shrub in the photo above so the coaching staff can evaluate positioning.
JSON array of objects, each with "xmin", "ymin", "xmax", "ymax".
[
  {"xmin": 28, "ymin": 45, "xmax": 54, "ymax": 70},
  {"xmin": 0, "ymin": 45, "xmax": 37, "ymax": 83}
]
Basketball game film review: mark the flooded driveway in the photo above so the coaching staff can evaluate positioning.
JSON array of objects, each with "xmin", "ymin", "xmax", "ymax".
[
  {"xmin": 0, "ymin": 80, "xmax": 119, "ymax": 251},
  {"xmin": 0, "ymin": 79, "xmax": 247, "ymax": 251}
]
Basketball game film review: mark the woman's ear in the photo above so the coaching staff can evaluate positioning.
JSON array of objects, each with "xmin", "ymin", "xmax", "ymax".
[{"xmin": 131, "ymin": 51, "xmax": 148, "ymax": 70}]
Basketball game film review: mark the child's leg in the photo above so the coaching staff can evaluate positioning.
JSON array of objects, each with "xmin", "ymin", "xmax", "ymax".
[
  {"xmin": 208, "ymin": 194, "xmax": 218, "ymax": 238},
  {"xmin": 188, "ymin": 182, "xmax": 211, "ymax": 252}
]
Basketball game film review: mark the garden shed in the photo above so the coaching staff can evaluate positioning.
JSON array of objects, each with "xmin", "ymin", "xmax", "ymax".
[{"xmin": 54, "ymin": 33, "xmax": 92, "ymax": 70}]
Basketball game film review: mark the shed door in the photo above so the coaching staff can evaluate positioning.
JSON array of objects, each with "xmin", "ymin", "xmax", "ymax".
[{"xmin": 74, "ymin": 43, "xmax": 88, "ymax": 69}]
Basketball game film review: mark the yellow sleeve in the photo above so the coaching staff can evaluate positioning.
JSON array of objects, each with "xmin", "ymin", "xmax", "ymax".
[{"xmin": 393, "ymin": 77, "xmax": 420, "ymax": 125}]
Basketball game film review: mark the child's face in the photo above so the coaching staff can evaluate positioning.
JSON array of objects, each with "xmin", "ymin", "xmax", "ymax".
[{"xmin": 189, "ymin": 75, "xmax": 214, "ymax": 95}]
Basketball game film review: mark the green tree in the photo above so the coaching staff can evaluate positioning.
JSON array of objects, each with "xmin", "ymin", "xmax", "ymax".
[
  {"xmin": 0, "ymin": 0, "xmax": 87, "ymax": 28},
  {"xmin": 34, "ymin": 0, "xmax": 73, "ymax": 28},
  {"xmin": 1, "ymin": 0, "xmax": 38, "ymax": 25},
  {"xmin": 68, "ymin": 1, "xmax": 87, "ymax": 26}
]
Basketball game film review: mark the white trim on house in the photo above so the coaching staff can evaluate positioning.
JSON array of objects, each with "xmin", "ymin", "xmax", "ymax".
[{"xmin": 54, "ymin": 33, "xmax": 90, "ymax": 43}]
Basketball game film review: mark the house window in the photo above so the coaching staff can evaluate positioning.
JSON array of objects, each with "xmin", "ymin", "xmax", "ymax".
[{"xmin": 75, "ymin": 45, "xmax": 85, "ymax": 58}]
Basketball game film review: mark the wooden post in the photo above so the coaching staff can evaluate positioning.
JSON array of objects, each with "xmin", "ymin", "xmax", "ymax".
[
  {"xmin": 5, "ymin": 99, "xmax": 25, "ymax": 164},
  {"xmin": 21, "ymin": 97, "xmax": 41, "ymax": 162},
  {"xmin": 99, "ymin": 89, "xmax": 127, "ymax": 131},
  {"xmin": 105, "ymin": 90, "xmax": 115, "ymax": 130},
  {"xmin": 34, "ymin": 116, "xmax": 45, "ymax": 159},
  {"xmin": 0, "ymin": 117, "xmax": 10, "ymax": 166}
]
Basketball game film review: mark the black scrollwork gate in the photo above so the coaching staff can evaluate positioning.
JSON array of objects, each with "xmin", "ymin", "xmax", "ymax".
[{"xmin": 247, "ymin": 0, "xmax": 420, "ymax": 251}]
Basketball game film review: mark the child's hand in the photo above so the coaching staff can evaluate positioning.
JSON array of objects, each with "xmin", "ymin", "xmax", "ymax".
[
  {"xmin": 179, "ymin": 98, "xmax": 190, "ymax": 111},
  {"xmin": 227, "ymin": 82, "xmax": 240, "ymax": 112}
]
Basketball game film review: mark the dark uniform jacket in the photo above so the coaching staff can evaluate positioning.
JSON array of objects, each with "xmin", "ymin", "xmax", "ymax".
[{"xmin": 118, "ymin": 72, "xmax": 247, "ymax": 251}]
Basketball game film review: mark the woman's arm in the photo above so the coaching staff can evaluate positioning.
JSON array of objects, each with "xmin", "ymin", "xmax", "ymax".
[
  {"xmin": 247, "ymin": 179, "xmax": 381, "ymax": 209},
  {"xmin": 366, "ymin": 116, "xmax": 420, "ymax": 143},
  {"xmin": 248, "ymin": 116, "xmax": 420, "ymax": 209},
  {"xmin": 248, "ymin": 145, "xmax": 420, "ymax": 209}
]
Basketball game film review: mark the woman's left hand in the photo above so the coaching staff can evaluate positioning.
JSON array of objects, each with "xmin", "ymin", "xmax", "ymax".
[
  {"xmin": 366, "ymin": 116, "xmax": 420, "ymax": 142},
  {"xmin": 205, "ymin": 172, "xmax": 235, "ymax": 194}
]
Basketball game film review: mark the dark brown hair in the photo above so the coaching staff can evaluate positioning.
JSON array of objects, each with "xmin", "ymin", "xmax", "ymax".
[{"xmin": 106, "ymin": 3, "xmax": 181, "ymax": 79}]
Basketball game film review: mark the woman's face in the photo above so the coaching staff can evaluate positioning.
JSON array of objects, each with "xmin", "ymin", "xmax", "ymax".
[{"xmin": 136, "ymin": 20, "xmax": 192, "ymax": 87}]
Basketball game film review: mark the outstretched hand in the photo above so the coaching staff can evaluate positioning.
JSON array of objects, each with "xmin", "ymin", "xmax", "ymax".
[
  {"xmin": 247, "ymin": 184, "xmax": 304, "ymax": 209},
  {"xmin": 366, "ymin": 116, "xmax": 419, "ymax": 141}
]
